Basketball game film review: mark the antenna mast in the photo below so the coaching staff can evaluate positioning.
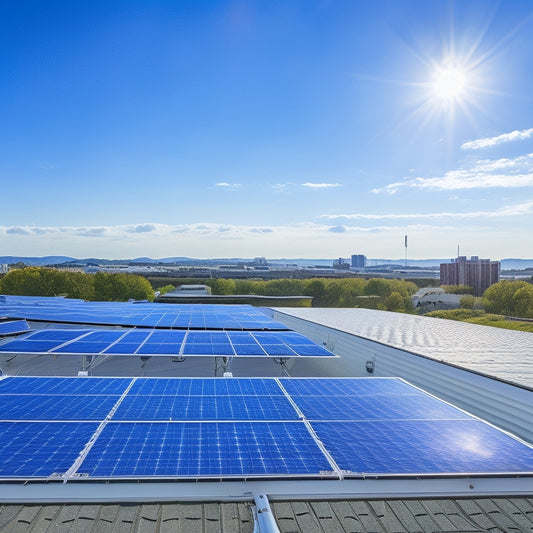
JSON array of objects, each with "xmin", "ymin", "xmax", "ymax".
[{"xmin": 404, "ymin": 235, "xmax": 408, "ymax": 267}]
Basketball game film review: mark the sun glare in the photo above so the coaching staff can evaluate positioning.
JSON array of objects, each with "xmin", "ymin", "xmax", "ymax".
[{"xmin": 433, "ymin": 66, "xmax": 466, "ymax": 99}]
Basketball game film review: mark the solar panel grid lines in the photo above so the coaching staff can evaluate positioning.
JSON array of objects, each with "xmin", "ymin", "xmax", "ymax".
[
  {"xmin": 274, "ymin": 378, "xmax": 343, "ymax": 478},
  {"xmin": 61, "ymin": 377, "xmax": 138, "ymax": 482}
]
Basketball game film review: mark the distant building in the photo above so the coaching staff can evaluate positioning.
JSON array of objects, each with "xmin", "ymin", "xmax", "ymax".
[
  {"xmin": 332, "ymin": 258, "xmax": 350, "ymax": 270},
  {"xmin": 351, "ymin": 254, "xmax": 367, "ymax": 269},
  {"xmin": 440, "ymin": 256, "xmax": 500, "ymax": 296}
]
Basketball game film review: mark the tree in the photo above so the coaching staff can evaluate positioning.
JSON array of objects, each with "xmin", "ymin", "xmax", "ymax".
[
  {"xmin": 383, "ymin": 291, "xmax": 405, "ymax": 312},
  {"xmin": 483, "ymin": 280, "xmax": 531, "ymax": 317}
]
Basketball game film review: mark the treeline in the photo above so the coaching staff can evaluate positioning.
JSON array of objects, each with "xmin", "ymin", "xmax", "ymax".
[
  {"xmin": 0, "ymin": 268, "xmax": 154, "ymax": 302},
  {"xmin": 148, "ymin": 276, "xmax": 419, "ymax": 312},
  {"xmin": 426, "ymin": 280, "xmax": 533, "ymax": 329},
  {"xmin": 476, "ymin": 280, "xmax": 533, "ymax": 318}
]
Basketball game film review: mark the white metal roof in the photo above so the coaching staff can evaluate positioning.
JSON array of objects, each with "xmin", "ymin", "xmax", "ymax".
[{"xmin": 274, "ymin": 308, "xmax": 533, "ymax": 389}]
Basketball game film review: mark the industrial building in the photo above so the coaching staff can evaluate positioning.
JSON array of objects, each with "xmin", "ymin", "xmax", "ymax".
[
  {"xmin": 351, "ymin": 254, "xmax": 367, "ymax": 269},
  {"xmin": 440, "ymin": 256, "xmax": 500, "ymax": 296}
]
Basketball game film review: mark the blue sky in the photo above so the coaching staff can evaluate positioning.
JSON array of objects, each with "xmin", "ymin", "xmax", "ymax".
[{"xmin": 1, "ymin": 0, "xmax": 533, "ymax": 260}]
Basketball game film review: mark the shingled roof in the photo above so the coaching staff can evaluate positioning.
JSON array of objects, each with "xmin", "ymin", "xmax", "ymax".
[{"xmin": 1, "ymin": 497, "xmax": 533, "ymax": 532}]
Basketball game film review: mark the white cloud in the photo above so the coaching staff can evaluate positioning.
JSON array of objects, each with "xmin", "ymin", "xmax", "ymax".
[
  {"xmin": 461, "ymin": 128, "xmax": 533, "ymax": 150},
  {"xmin": 320, "ymin": 200, "xmax": 533, "ymax": 220},
  {"xmin": 301, "ymin": 182, "xmax": 342, "ymax": 189},
  {"xmin": 373, "ymin": 152, "xmax": 533, "ymax": 194},
  {"xmin": 373, "ymin": 172, "xmax": 533, "ymax": 193},
  {"xmin": 0, "ymin": 220, "xmax": 530, "ymax": 259},
  {"xmin": 215, "ymin": 182, "xmax": 241, "ymax": 190}
]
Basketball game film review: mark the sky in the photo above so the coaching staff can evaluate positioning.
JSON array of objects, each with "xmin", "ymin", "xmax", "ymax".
[{"xmin": 1, "ymin": 0, "xmax": 533, "ymax": 260}]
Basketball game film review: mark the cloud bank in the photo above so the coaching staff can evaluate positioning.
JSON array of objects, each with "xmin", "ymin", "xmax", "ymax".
[
  {"xmin": 373, "ymin": 153, "xmax": 533, "ymax": 194},
  {"xmin": 461, "ymin": 128, "xmax": 533, "ymax": 150}
]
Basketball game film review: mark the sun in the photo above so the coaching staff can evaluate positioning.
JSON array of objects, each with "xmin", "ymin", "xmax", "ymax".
[{"xmin": 433, "ymin": 66, "xmax": 466, "ymax": 99}]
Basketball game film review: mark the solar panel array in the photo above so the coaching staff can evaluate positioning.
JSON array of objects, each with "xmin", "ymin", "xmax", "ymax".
[
  {"xmin": 0, "ymin": 297, "xmax": 288, "ymax": 330},
  {"xmin": 0, "ymin": 328, "xmax": 333, "ymax": 357},
  {"xmin": 0, "ymin": 377, "xmax": 532, "ymax": 481},
  {"xmin": 0, "ymin": 320, "xmax": 30, "ymax": 336}
]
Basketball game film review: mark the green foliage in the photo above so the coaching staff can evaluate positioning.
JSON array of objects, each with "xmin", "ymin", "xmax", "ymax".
[
  {"xmin": 426, "ymin": 309, "xmax": 486, "ymax": 321},
  {"xmin": 426, "ymin": 309, "xmax": 533, "ymax": 333},
  {"xmin": 157, "ymin": 284, "xmax": 175, "ymax": 295},
  {"xmin": 0, "ymin": 267, "xmax": 154, "ymax": 302},
  {"xmin": 383, "ymin": 291, "xmax": 405, "ymax": 312},
  {"xmin": 483, "ymin": 280, "xmax": 533, "ymax": 318},
  {"xmin": 1, "ymin": 267, "xmax": 94, "ymax": 299},
  {"xmin": 207, "ymin": 278, "xmax": 237, "ymax": 295},
  {"xmin": 459, "ymin": 295, "xmax": 484, "ymax": 310},
  {"xmin": 441, "ymin": 285, "xmax": 474, "ymax": 294},
  {"xmin": 263, "ymin": 279, "xmax": 304, "ymax": 296}
]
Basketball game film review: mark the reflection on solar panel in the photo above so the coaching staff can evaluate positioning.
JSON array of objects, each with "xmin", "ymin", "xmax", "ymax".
[
  {"xmin": 0, "ymin": 328, "xmax": 334, "ymax": 357},
  {"xmin": 0, "ymin": 376, "xmax": 532, "ymax": 481},
  {"xmin": 0, "ymin": 320, "xmax": 30, "ymax": 336},
  {"xmin": 0, "ymin": 297, "xmax": 289, "ymax": 330}
]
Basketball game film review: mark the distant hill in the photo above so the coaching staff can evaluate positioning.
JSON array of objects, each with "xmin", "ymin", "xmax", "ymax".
[
  {"xmin": 1, "ymin": 256, "xmax": 532, "ymax": 270},
  {"xmin": 0, "ymin": 256, "xmax": 77, "ymax": 266}
]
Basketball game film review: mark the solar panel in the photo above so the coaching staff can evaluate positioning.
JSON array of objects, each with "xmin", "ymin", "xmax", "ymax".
[
  {"xmin": 310, "ymin": 420, "xmax": 533, "ymax": 475},
  {"xmin": 77, "ymin": 422, "xmax": 332, "ymax": 478},
  {"xmin": 0, "ymin": 320, "xmax": 30, "ymax": 336},
  {"xmin": 0, "ymin": 376, "xmax": 131, "ymax": 395},
  {"xmin": 0, "ymin": 377, "xmax": 532, "ymax": 482},
  {"xmin": 0, "ymin": 298, "xmax": 290, "ymax": 330},
  {"xmin": 112, "ymin": 394, "xmax": 299, "ymax": 421},
  {"xmin": 0, "ymin": 422, "xmax": 99, "ymax": 478},
  {"xmin": 0, "ymin": 328, "xmax": 335, "ymax": 358},
  {"xmin": 0, "ymin": 395, "xmax": 120, "ymax": 420}
]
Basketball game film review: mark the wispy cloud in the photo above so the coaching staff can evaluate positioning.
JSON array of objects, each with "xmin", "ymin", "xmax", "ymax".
[
  {"xmin": 461, "ymin": 128, "xmax": 533, "ymax": 150},
  {"xmin": 301, "ymin": 182, "xmax": 342, "ymax": 189},
  {"xmin": 1, "ymin": 221, "xmax": 530, "ymax": 259},
  {"xmin": 373, "ymin": 152, "xmax": 533, "ymax": 194},
  {"xmin": 321, "ymin": 200, "xmax": 533, "ymax": 220},
  {"xmin": 215, "ymin": 182, "xmax": 241, "ymax": 190}
]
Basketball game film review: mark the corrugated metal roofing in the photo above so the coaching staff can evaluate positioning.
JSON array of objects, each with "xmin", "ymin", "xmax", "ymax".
[
  {"xmin": 1, "ymin": 498, "xmax": 532, "ymax": 532},
  {"xmin": 274, "ymin": 308, "xmax": 533, "ymax": 389}
]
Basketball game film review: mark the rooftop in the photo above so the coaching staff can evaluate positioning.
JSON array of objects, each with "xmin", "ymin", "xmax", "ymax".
[{"xmin": 275, "ymin": 307, "xmax": 533, "ymax": 390}]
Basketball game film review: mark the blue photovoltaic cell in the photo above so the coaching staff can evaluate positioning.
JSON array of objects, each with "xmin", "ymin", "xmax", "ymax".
[
  {"xmin": 77, "ymin": 422, "xmax": 332, "ymax": 478},
  {"xmin": 0, "ymin": 320, "xmax": 30, "ymax": 336},
  {"xmin": 53, "ymin": 341, "xmax": 116, "ymax": 354},
  {"xmin": 137, "ymin": 330, "xmax": 186, "ymax": 355},
  {"xmin": 113, "ymin": 394, "xmax": 299, "ymax": 421},
  {"xmin": 311, "ymin": 420, "xmax": 533, "ymax": 475},
  {"xmin": 280, "ymin": 377, "xmax": 422, "ymax": 397},
  {"xmin": 24, "ymin": 330, "xmax": 89, "ymax": 342},
  {"xmin": 128, "ymin": 378, "xmax": 285, "ymax": 396},
  {"xmin": 261, "ymin": 344, "xmax": 297, "ymax": 356},
  {"xmin": 290, "ymin": 344, "xmax": 332, "ymax": 356},
  {"xmin": 0, "ymin": 395, "xmax": 119, "ymax": 420},
  {"xmin": 233, "ymin": 344, "xmax": 267, "ymax": 355},
  {"xmin": 293, "ymin": 395, "xmax": 469, "ymax": 421},
  {"xmin": 0, "ymin": 339, "xmax": 66, "ymax": 353},
  {"xmin": 0, "ymin": 376, "xmax": 132, "ymax": 395},
  {"xmin": 0, "ymin": 422, "xmax": 98, "ymax": 478}
]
